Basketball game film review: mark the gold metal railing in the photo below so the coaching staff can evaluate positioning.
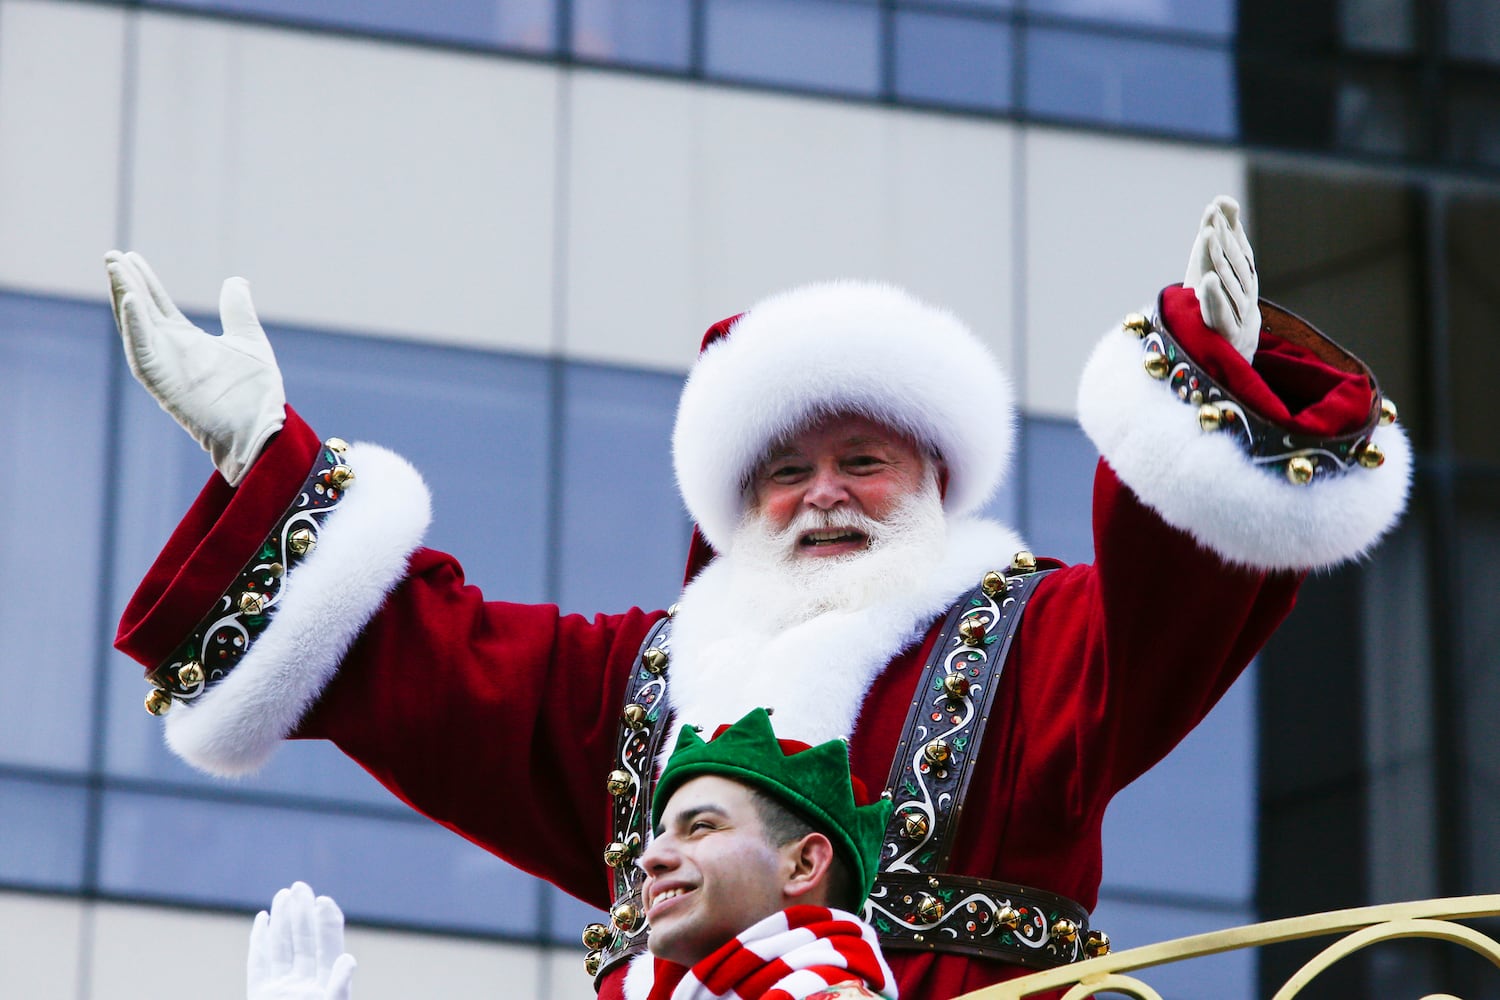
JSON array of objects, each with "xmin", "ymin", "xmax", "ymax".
[{"xmin": 951, "ymin": 895, "xmax": 1500, "ymax": 1000}]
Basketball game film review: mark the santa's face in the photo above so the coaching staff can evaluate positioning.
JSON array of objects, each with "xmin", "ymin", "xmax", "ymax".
[
  {"xmin": 640, "ymin": 775, "xmax": 792, "ymax": 968},
  {"xmin": 747, "ymin": 414, "xmax": 938, "ymax": 561}
]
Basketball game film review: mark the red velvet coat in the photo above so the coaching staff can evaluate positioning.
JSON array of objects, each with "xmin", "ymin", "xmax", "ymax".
[{"xmin": 117, "ymin": 288, "xmax": 1408, "ymax": 1000}]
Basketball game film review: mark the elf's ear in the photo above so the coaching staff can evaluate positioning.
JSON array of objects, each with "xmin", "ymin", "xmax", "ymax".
[{"xmin": 781, "ymin": 832, "xmax": 836, "ymax": 902}]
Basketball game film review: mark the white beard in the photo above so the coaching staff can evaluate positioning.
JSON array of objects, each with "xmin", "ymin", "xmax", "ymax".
[
  {"xmin": 722, "ymin": 475, "xmax": 949, "ymax": 633},
  {"xmin": 665, "ymin": 491, "xmax": 1027, "ymax": 748}
]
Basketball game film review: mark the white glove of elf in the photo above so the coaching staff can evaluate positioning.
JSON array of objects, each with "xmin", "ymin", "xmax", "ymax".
[
  {"xmin": 1183, "ymin": 195, "xmax": 1262, "ymax": 362},
  {"xmin": 248, "ymin": 882, "xmax": 357, "ymax": 1000},
  {"xmin": 105, "ymin": 250, "xmax": 286, "ymax": 486}
]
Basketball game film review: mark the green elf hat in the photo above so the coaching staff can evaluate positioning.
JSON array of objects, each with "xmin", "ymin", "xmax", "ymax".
[{"xmin": 652, "ymin": 707, "xmax": 894, "ymax": 905}]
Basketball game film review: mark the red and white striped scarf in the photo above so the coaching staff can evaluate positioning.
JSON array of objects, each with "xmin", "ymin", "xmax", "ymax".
[{"xmin": 645, "ymin": 905, "xmax": 897, "ymax": 1000}]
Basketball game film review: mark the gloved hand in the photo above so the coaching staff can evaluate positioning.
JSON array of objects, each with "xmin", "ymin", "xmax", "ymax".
[
  {"xmin": 247, "ymin": 882, "xmax": 357, "ymax": 1000},
  {"xmin": 105, "ymin": 250, "xmax": 286, "ymax": 486},
  {"xmin": 1183, "ymin": 195, "xmax": 1262, "ymax": 362}
]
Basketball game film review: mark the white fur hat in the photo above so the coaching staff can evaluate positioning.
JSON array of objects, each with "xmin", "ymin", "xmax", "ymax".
[{"xmin": 672, "ymin": 280, "xmax": 1014, "ymax": 553}]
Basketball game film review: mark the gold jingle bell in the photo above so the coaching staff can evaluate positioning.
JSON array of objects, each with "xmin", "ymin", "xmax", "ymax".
[
  {"xmin": 611, "ymin": 902, "xmax": 641, "ymax": 931},
  {"xmin": 177, "ymin": 660, "xmax": 205, "ymax": 688},
  {"xmin": 602, "ymin": 842, "xmax": 631, "ymax": 868},
  {"xmin": 1051, "ymin": 918, "xmax": 1078, "ymax": 944},
  {"xmin": 1123, "ymin": 313, "xmax": 1151, "ymax": 337},
  {"xmin": 329, "ymin": 464, "xmax": 355, "ymax": 489},
  {"xmin": 957, "ymin": 617, "xmax": 987, "ymax": 646},
  {"xmin": 606, "ymin": 769, "xmax": 633, "ymax": 797},
  {"xmin": 996, "ymin": 905, "xmax": 1020, "ymax": 929},
  {"xmin": 623, "ymin": 704, "xmax": 648, "ymax": 730},
  {"xmin": 1197, "ymin": 403, "xmax": 1224, "ymax": 433},
  {"xmin": 641, "ymin": 647, "xmax": 668, "ymax": 674},
  {"xmin": 922, "ymin": 739, "xmax": 952, "ymax": 768},
  {"xmin": 916, "ymin": 892, "xmax": 946, "ymax": 922},
  {"xmin": 288, "ymin": 527, "xmax": 317, "ymax": 556},
  {"xmin": 325, "ymin": 437, "xmax": 350, "ymax": 454},
  {"xmin": 1010, "ymin": 550, "xmax": 1037, "ymax": 574},
  {"xmin": 145, "ymin": 688, "xmax": 174, "ymax": 716},
  {"xmin": 1357, "ymin": 442, "xmax": 1385, "ymax": 469},
  {"xmin": 942, "ymin": 673, "xmax": 970, "ymax": 699},
  {"xmin": 980, "ymin": 570, "xmax": 1007, "ymax": 597},
  {"xmin": 581, "ymin": 922, "xmax": 611, "ymax": 950},
  {"xmin": 1144, "ymin": 351, "xmax": 1171, "ymax": 380},
  {"xmin": 1379, "ymin": 397, "xmax": 1398, "ymax": 425},
  {"xmin": 1084, "ymin": 929, "xmax": 1111, "ymax": 958},
  {"xmin": 584, "ymin": 950, "xmax": 603, "ymax": 978},
  {"xmin": 901, "ymin": 811, "xmax": 930, "ymax": 840},
  {"xmin": 238, "ymin": 591, "xmax": 267, "ymax": 615},
  {"xmin": 1286, "ymin": 456, "xmax": 1315, "ymax": 486}
]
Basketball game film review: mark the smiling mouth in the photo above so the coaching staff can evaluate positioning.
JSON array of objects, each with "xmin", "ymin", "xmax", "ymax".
[
  {"xmin": 647, "ymin": 885, "xmax": 696, "ymax": 920},
  {"xmin": 797, "ymin": 528, "xmax": 869, "ymax": 550}
]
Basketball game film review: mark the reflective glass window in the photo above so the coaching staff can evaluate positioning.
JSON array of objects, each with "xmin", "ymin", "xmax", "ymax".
[
  {"xmin": 1025, "ymin": 26, "xmax": 1235, "ymax": 138},
  {"xmin": 572, "ymin": 0, "xmax": 693, "ymax": 70},
  {"xmin": 1448, "ymin": 0, "xmax": 1500, "ymax": 65},
  {"xmin": 557, "ymin": 364, "xmax": 691, "ymax": 616},
  {"xmin": 99, "ymin": 790, "xmax": 542, "ymax": 934},
  {"xmin": 1020, "ymin": 419, "xmax": 1096, "ymax": 566},
  {"xmin": 147, "ymin": 0, "xmax": 556, "ymax": 52},
  {"xmin": 1025, "ymin": 0, "xmax": 1233, "ymax": 39},
  {"xmin": 0, "ymin": 776, "xmax": 89, "ymax": 891},
  {"xmin": 705, "ymin": 0, "xmax": 881, "ymax": 95},
  {"xmin": 894, "ymin": 10, "xmax": 1013, "ymax": 111},
  {"xmin": 1447, "ymin": 192, "xmax": 1500, "ymax": 464},
  {"xmin": 0, "ymin": 294, "xmax": 113, "ymax": 771}
]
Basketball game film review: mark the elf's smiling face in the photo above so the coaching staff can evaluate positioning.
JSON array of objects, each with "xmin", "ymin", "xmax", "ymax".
[{"xmin": 639, "ymin": 775, "xmax": 798, "ymax": 967}]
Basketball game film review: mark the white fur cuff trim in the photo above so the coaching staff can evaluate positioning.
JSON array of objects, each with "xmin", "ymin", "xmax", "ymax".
[
  {"xmin": 164, "ymin": 442, "xmax": 432, "ymax": 775},
  {"xmin": 1078, "ymin": 325, "xmax": 1411, "ymax": 572}
]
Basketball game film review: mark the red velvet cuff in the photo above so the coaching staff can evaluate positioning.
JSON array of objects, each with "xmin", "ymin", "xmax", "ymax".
[
  {"xmin": 1160, "ymin": 285, "xmax": 1374, "ymax": 437},
  {"xmin": 115, "ymin": 406, "xmax": 323, "ymax": 670}
]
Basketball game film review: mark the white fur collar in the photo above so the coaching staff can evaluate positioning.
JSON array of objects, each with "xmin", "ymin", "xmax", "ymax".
[{"xmin": 665, "ymin": 516, "xmax": 1026, "ymax": 747}]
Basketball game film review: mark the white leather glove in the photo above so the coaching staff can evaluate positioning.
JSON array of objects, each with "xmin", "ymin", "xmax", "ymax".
[
  {"xmin": 105, "ymin": 250, "xmax": 287, "ymax": 486},
  {"xmin": 1183, "ymin": 195, "xmax": 1262, "ymax": 362},
  {"xmin": 248, "ymin": 882, "xmax": 357, "ymax": 1000}
]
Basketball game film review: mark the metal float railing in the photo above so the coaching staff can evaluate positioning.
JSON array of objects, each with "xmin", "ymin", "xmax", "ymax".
[{"xmin": 951, "ymin": 895, "xmax": 1500, "ymax": 1000}]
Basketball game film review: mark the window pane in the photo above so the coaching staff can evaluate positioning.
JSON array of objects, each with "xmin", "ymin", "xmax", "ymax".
[
  {"xmin": 99, "ymin": 790, "xmax": 543, "ymax": 934},
  {"xmin": 895, "ymin": 10, "xmax": 1013, "ymax": 110},
  {"xmin": 705, "ymin": 0, "xmax": 881, "ymax": 95},
  {"xmin": 1025, "ymin": 26, "xmax": 1234, "ymax": 138},
  {"xmin": 0, "ymin": 777, "xmax": 89, "ymax": 890},
  {"xmin": 557, "ymin": 364, "xmax": 691, "ymax": 616},
  {"xmin": 1457, "ymin": 478, "xmax": 1500, "ymax": 893},
  {"xmin": 1448, "ymin": 0, "xmax": 1500, "ymax": 65},
  {"xmin": 147, "ymin": 0, "xmax": 557, "ymax": 52},
  {"xmin": 1020, "ymin": 419, "xmax": 1096, "ymax": 566},
  {"xmin": 545, "ymin": 883, "xmax": 607, "ymax": 945},
  {"xmin": 1340, "ymin": 0, "xmax": 1416, "ymax": 55},
  {"xmin": 1447, "ymin": 82, "xmax": 1500, "ymax": 170},
  {"xmin": 0, "ymin": 294, "xmax": 113, "ymax": 771},
  {"xmin": 1448, "ymin": 193, "xmax": 1500, "ymax": 465},
  {"xmin": 1026, "ymin": 0, "xmax": 1233, "ymax": 39},
  {"xmin": 572, "ymin": 0, "xmax": 692, "ymax": 70}
]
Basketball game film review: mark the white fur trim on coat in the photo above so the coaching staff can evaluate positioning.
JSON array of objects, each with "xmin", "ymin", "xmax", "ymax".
[
  {"xmin": 1077, "ymin": 321, "xmax": 1411, "ymax": 572},
  {"xmin": 164, "ymin": 442, "xmax": 432, "ymax": 775},
  {"xmin": 672, "ymin": 281, "xmax": 1014, "ymax": 553}
]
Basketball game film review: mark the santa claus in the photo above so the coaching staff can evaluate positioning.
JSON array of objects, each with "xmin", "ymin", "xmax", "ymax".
[{"xmin": 109, "ymin": 197, "xmax": 1409, "ymax": 999}]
